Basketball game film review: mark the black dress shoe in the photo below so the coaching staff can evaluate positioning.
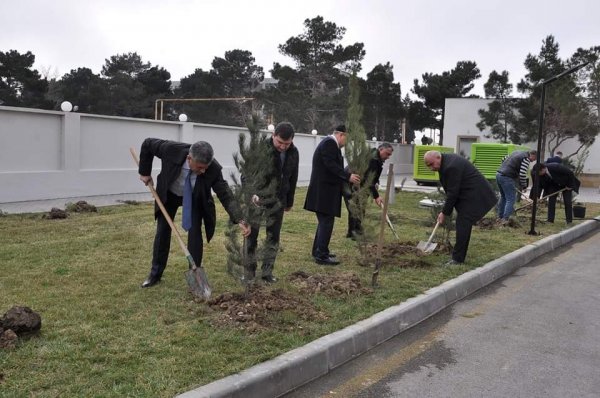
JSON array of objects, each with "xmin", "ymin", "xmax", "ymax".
[
  {"xmin": 314, "ymin": 256, "xmax": 340, "ymax": 265},
  {"xmin": 261, "ymin": 275, "xmax": 278, "ymax": 284},
  {"xmin": 141, "ymin": 276, "xmax": 160, "ymax": 288}
]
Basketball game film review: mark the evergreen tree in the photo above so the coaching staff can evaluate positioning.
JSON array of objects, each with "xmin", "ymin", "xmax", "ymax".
[
  {"xmin": 345, "ymin": 74, "xmax": 376, "ymax": 260},
  {"xmin": 0, "ymin": 49, "xmax": 52, "ymax": 109},
  {"xmin": 225, "ymin": 114, "xmax": 279, "ymax": 291},
  {"xmin": 363, "ymin": 63, "xmax": 403, "ymax": 142},
  {"xmin": 101, "ymin": 52, "xmax": 172, "ymax": 118},
  {"xmin": 262, "ymin": 16, "xmax": 365, "ymax": 134},
  {"xmin": 516, "ymin": 36, "xmax": 599, "ymax": 156},
  {"xmin": 413, "ymin": 61, "xmax": 481, "ymax": 144},
  {"xmin": 476, "ymin": 70, "xmax": 520, "ymax": 143}
]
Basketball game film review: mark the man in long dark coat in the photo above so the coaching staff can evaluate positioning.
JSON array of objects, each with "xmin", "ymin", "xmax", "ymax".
[
  {"xmin": 304, "ymin": 125, "xmax": 361, "ymax": 265},
  {"xmin": 424, "ymin": 150, "xmax": 497, "ymax": 265}
]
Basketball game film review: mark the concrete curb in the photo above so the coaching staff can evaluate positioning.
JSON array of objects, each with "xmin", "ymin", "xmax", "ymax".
[{"xmin": 178, "ymin": 217, "xmax": 600, "ymax": 398}]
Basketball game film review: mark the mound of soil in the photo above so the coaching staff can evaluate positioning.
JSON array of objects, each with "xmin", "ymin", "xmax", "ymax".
[
  {"xmin": 0, "ymin": 329, "xmax": 18, "ymax": 350},
  {"xmin": 207, "ymin": 287, "xmax": 326, "ymax": 332},
  {"xmin": 1, "ymin": 306, "xmax": 42, "ymax": 336},
  {"xmin": 362, "ymin": 242, "xmax": 443, "ymax": 267},
  {"xmin": 69, "ymin": 200, "xmax": 97, "ymax": 212},
  {"xmin": 287, "ymin": 271, "xmax": 373, "ymax": 297},
  {"xmin": 43, "ymin": 208, "xmax": 68, "ymax": 219}
]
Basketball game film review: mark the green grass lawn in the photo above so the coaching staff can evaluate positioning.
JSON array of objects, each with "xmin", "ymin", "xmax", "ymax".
[{"xmin": 1, "ymin": 189, "xmax": 597, "ymax": 397}]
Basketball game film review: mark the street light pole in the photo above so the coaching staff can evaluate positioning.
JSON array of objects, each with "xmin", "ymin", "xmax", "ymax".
[{"xmin": 528, "ymin": 62, "xmax": 589, "ymax": 235}]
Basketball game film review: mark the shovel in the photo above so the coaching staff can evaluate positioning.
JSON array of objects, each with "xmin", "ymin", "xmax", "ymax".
[
  {"xmin": 130, "ymin": 148, "xmax": 211, "ymax": 300},
  {"xmin": 378, "ymin": 202, "xmax": 400, "ymax": 240},
  {"xmin": 515, "ymin": 188, "xmax": 568, "ymax": 212},
  {"xmin": 417, "ymin": 221, "xmax": 440, "ymax": 254}
]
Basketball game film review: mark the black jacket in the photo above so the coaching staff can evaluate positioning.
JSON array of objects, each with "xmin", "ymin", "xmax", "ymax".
[
  {"xmin": 439, "ymin": 154, "xmax": 497, "ymax": 222},
  {"xmin": 267, "ymin": 138, "xmax": 299, "ymax": 208},
  {"xmin": 138, "ymin": 138, "xmax": 242, "ymax": 242},
  {"xmin": 304, "ymin": 136, "xmax": 350, "ymax": 217},
  {"xmin": 532, "ymin": 163, "xmax": 580, "ymax": 197},
  {"xmin": 344, "ymin": 148, "xmax": 385, "ymax": 199}
]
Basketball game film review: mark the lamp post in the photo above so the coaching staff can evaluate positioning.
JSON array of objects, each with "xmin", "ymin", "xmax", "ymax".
[
  {"xmin": 528, "ymin": 62, "xmax": 589, "ymax": 235},
  {"xmin": 60, "ymin": 101, "xmax": 73, "ymax": 112}
]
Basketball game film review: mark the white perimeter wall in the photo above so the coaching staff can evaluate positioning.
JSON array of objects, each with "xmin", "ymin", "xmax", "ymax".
[
  {"xmin": 443, "ymin": 98, "xmax": 600, "ymax": 174},
  {"xmin": 0, "ymin": 106, "xmax": 414, "ymax": 203}
]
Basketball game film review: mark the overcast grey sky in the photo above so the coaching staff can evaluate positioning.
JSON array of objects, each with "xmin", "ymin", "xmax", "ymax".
[{"xmin": 2, "ymin": 0, "xmax": 598, "ymax": 97}]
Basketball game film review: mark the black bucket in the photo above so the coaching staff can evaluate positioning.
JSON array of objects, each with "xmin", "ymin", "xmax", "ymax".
[{"xmin": 573, "ymin": 204, "xmax": 586, "ymax": 219}]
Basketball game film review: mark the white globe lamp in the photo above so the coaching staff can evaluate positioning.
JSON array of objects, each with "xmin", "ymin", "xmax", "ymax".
[
  {"xmin": 372, "ymin": 136, "xmax": 377, "ymax": 141},
  {"xmin": 60, "ymin": 101, "xmax": 73, "ymax": 112},
  {"xmin": 178, "ymin": 114, "xmax": 188, "ymax": 122},
  {"xmin": 311, "ymin": 129, "xmax": 318, "ymax": 135},
  {"xmin": 267, "ymin": 124, "xmax": 275, "ymax": 131}
]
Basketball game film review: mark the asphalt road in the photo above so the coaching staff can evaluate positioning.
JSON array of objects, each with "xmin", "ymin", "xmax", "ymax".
[{"xmin": 285, "ymin": 229, "xmax": 600, "ymax": 398}]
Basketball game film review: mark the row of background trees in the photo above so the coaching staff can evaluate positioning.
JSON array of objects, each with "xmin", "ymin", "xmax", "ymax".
[{"xmin": 1, "ymin": 16, "xmax": 599, "ymax": 149}]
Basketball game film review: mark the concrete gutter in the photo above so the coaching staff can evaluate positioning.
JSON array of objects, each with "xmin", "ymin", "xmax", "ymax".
[{"xmin": 177, "ymin": 217, "xmax": 600, "ymax": 398}]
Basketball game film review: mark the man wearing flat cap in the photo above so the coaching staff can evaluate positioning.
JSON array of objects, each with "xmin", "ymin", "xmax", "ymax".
[{"xmin": 304, "ymin": 125, "xmax": 361, "ymax": 265}]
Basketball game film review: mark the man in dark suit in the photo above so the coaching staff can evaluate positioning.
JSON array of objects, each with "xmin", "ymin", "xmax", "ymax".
[
  {"xmin": 531, "ymin": 162, "xmax": 580, "ymax": 224},
  {"xmin": 304, "ymin": 125, "xmax": 361, "ymax": 265},
  {"xmin": 246, "ymin": 122, "xmax": 299, "ymax": 283},
  {"xmin": 344, "ymin": 142, "xmax": 394, "ymax": 238},
  {"xmin": 545, "ymin": 150, "xmax": 563, "ymax": 164},
  {"xmin": 424, "ymin": 150, "xmax": 497, "ymax": 266},
  {"xmin": 137, "ymin": 138, "xmax": 250, "ymax": 288}
]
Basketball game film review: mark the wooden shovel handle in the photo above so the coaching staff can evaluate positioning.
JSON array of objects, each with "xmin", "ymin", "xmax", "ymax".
[
  {"xmin": 130, "ymin": 148, "xmax": 195, "ymax": 268},
  {"xmin": 427, "ymin": 221, "xmax": 440, "ymax": 244}
]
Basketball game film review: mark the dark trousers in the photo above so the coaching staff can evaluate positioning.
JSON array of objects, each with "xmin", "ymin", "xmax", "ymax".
[
  {"xmin": 312, "ymin": 212, "xmax": 335, "ymax": 258},
  {"xmin": 453, "ymin": 214, "xmax": 473, "ymax": 263},
  {"xmin": 547, "ymin": 189, "xmax": 573, "ymax": 223},
  {"xmin": 344, "ymin": 196, "xmax": 363, "ymax": 237},
  {"xmin": 149, "ymin": 190, "xmax": 203, "ymax": 279},
  {"xmin": 246, "ymin": 207, "xmax": 285, "ymax": 277}
]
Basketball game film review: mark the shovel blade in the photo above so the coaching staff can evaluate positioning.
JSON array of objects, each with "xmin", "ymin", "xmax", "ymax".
[
  {"xmin": 184, "ymin": 267, "xmax": 212, "ymax": 300},
  {"xmin": 416, "ymin": 241, "xmax": 437, "ymax": 254}
]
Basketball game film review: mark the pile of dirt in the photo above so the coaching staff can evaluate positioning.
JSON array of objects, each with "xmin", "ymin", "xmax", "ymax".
[
  {"xmin": 0, "ymin": 306, "xmax": 42, "ymax": 350},
  {"xmin": 207, "ymin": 287, "xmax": 326, "ymax": 332},
  {"xmin": 362, "ymin": 242, "xmax": 440, "ymax": 267},
  {"xmin": 288, "ymin": 271, "xmax": 373, "ymax": 297},
  {"xmin": 43, "ymin": 208, "xmax": 68, "ymax": 219},
  {"xmin": 67, "ymin": 200, "xmax": 97, "ymax": 213}
]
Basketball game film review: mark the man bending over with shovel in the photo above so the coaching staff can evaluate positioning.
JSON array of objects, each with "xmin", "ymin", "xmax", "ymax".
[
  {"xmin": 137, "ymin": 138, "xmax": 251, "ymax": 288},
  {"xmin": 531, "ymin": 162, "xmax": 580, "ymax": 224},
  {"xmin": 424, "ymin": 151, "xmax": 497, "ymax": 266}
]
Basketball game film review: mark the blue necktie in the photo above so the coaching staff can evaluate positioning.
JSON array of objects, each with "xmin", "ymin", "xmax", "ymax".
[{"xmin": 182, "ymin": 169, "xmax": 193, "ymax": 231}]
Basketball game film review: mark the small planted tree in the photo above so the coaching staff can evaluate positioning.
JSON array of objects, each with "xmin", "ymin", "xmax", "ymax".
[
  {"xmin": 225, "ymin": 114, "xmax": 279, "ymax": 293},
  {"xmin": 345, "ymin": 74, "xmax": 377, "ymax": 262}
]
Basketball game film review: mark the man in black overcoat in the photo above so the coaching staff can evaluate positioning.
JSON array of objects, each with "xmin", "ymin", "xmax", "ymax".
[
  {"xmin": 304, "ymin": 125, "xmax": 361, "ymax": 265},
  {"xmin": 137, "ymin": 138, "xmax": 250, "ymax": 288},
  {"xmin": 424, "ymin": 150, "xmax": 497, "ymax": 265},
  {"xmin": 531, "ymin": 162, "xmax": 580, "ymax": 224}
]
